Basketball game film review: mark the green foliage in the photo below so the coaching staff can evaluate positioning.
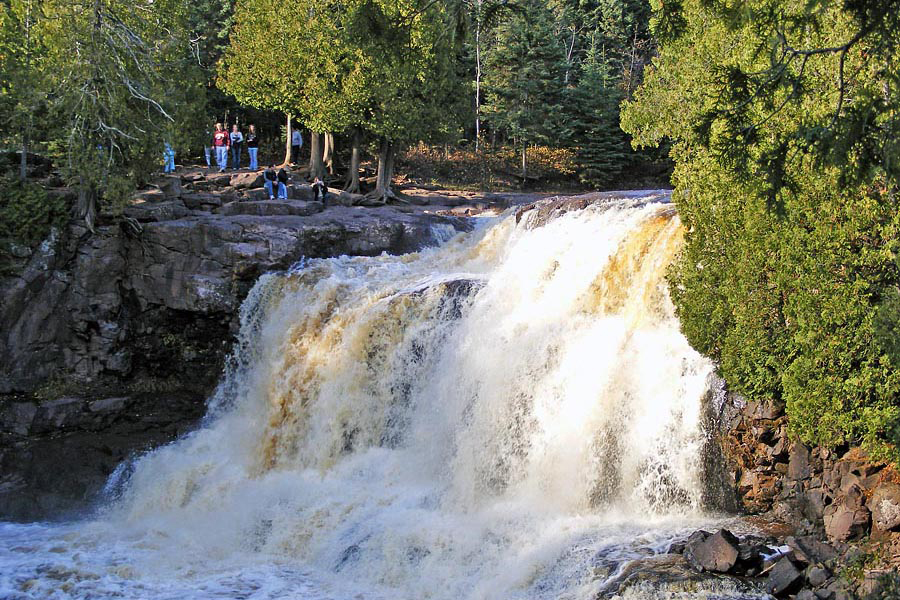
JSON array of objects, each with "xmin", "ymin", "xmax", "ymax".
[
  {"xmin": 874, "ymin": 287, "xmax": 900, "ymax": 368},
  {"xmin": 623, "ymin": 0, "xmax": 900, "ymax": 460},
  {"xmin": 483, "ymin": 0, "xmax": 565, "ymax": 151},
  {"xmin": 0, "ymin": 178, "xmax": 67, "ymax": 266},
  {"xmin": 0, "ymin": 0, "xmax": 207, "ymax": 227},
  {"xmin": 564, "ymin": 44, "xmax": 627, "ymax": 187}
]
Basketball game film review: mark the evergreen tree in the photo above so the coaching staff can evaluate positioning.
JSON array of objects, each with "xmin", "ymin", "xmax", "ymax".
[
  {"xmin": 564, "ymin": 42, "xmax": 626, "ymax": 188},
  {"xmin": 622, "ymin": 0, "xmax": 900, "ymax": 460},
  {"xmin": 343, "ymin": 0, "xmax": 466, "ymax": 203},
  {"xmin": 483, "ymin": 0, "xmax": 566, "ymax": 180},
  {"xmin": 34, "ymin": 0, "xmax": 202, "ymax": 230},
  {"xmin": 219, "ymin": 0, "xmax": 308, "ymax": 165},
  {"xmin": 0, "ymin": 0, "xmax": 48, "ymax": 180}
]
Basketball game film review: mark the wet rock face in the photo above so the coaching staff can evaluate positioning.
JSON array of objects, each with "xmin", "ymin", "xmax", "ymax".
[
  {"xmin": 0, "ymin": 173, "xmax": 470, "ymax": 395},
  {"xmin": 515, "ymin": 189, "xmax": 672, "ymax": 228},
  {"xmin": 0, "ymin": 391, "xmax": 206, "ymax": 521}
]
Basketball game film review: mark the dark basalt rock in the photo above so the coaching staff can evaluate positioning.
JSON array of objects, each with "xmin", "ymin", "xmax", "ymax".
[
  {"xmin": 766, "ymin": 556, "xmax": 804, "ymax": 597},
  {"xmin": 684, "ymin": 528, "xmax": 741, "ymax": 573}
]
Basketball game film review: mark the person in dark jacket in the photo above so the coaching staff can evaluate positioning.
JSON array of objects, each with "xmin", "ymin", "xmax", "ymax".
[
  {"xmin": 263, "ymin": 165, "xmax": 281, "ymax": 200},
  {"xmin": 276, "ymin": 167, "xmax": 290, "ymax": 199},
  {"xmin": 312, "ymin": 176, "xmax": 327, "ymax": 205},
  {"xmin": 246, "ymin": 125, "xmax": 259, "ymax": 170}
]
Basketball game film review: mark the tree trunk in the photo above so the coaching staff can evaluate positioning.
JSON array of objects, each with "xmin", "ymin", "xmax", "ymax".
[
  {"xmin": 364, "ymin": 138, "xmax": 400, "ymax": 204},
  {"xmin": 77, "ymin": 178, "xmax": 97, "ymax": 233},
  {"xmin": 283, "ymin": 113, "xmax": 292, "ymax": 166},
  {"xmin": 19, "ymin": 131, "xmax": 28, "ymax": 181},
  {"xmin": 521, "ymin": 144, "xmax": 527, "ymax": 183},
  {"xmin": 475, "ymin": 14, "xmax": 481, "ymax": 151},
  {"xmin": 344, "ymin": 129, "xmax": 362, "ymax": 193},
  {"xmin": 308, "ymin": 132, "xmax": 324, "ymax": 180},
  {"xmin": 20, "ymin": 3, "xmax": 32, "ymax": 181},
  {"xmin": 323, "ymin": 132, "xmax": 335, "ymax": 175}
]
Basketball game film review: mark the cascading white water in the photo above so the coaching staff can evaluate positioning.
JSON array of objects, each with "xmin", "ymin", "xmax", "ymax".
[{"xmin": 0, "ymin": 196, "xmax": 765, "ymax": 600}]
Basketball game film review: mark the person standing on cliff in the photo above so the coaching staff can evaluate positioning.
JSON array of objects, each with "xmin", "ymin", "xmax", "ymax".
[
  {"xmin": 204, "ymin": 125, "xmax": 213, "ymax": 168},
  {"xmin": 230, "ymin": 124, "xmax": 244, "ymax": 170},
  {"xmin": 291, "ymin": 128, "xmax": 303, "ymax": 164},
  {"xmin": 246, "ymin": 125, "xmax": 259, "ymax": 171},
  {"xmin": 213, "ymin": 123, "xmax": 230, "ymax": 173},
  {"xmin": 163, "ymin": 142, "xmax": 176, "ymax": 173}
]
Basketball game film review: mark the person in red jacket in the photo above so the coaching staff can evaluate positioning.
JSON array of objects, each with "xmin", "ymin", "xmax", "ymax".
[{"xmin": 212, "ymin": 123, "xmax": 230, "ymax": 172}]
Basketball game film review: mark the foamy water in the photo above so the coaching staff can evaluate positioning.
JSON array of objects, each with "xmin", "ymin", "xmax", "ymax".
[{"xmin": 0, "ymin": 196, "xmax": 767, "ymax": 599}]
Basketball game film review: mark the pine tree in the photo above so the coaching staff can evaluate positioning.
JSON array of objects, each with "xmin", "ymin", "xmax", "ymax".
[
  {"xmin": 564, "ymin": 42, "xmax": 626, "ymax": 188},
  {"xmin": 483, "ymin": 0, "xmax": 566, "ymax": 180},
  {"xmin": 35, "ymin": 0, "xmax": 202, "ymax": 230}
]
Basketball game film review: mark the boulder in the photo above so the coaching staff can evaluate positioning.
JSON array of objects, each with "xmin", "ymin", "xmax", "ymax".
[
  {"xmin": 152, "ymin": 175, "xmax": 182, "ymax": 198},
  {"xmin": 766, "ymin": 557, "xmax": 804, "ymax": 597},
  {"xmin": 132, "ymin": 188, "xmax": 167, "ymax": 203},
  {"xmin": 796, "ymin": 590, "xmax": 817, "ymax": 600},
  {"xmin": 289, "ymin": 183, "xmax": 313, "ymax": 200},
  {"xmin": 870, "ymin": 482, "xmax": 900, "ymax": 532},
  {"xmin": 124, "ymin": 199, "xmax": 190, "ymax": 222},
  {"xmin": 824, "ymin": 489, "xmax": 871, "ymax": 542},
  {"xmin": 218, "ymin": 200, "xmax": 324, "ymax": 217},
  {"xmin": 244, "ymin": 187, "xmax": 269, "ymax": 201},
  {"xmin": 182, "ymin": 193, "xmax": 223, "ymax": 210},
  {"xmin": 788, "ymin": 443, "xmax": 811, "ymax": 480},
  {"xmin": 807, "ymin": 566, "xmax": 830, "ymax": 588},
  {"xmin": 205, "ymin": 172, "xmax": 233, "ymax": 188},
  {"xmin": 230, "ymin": 171, "xmax": 263, "ymax": 189},
  {"xmin": 785, "ymin": 536, "xmax": 838, "ymax": 566},
  {"xmin": 684, "ymin": 529, "xmax": 739, "ymax": 573}
]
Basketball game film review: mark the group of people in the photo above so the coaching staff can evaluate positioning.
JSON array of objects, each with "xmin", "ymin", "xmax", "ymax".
[
  {"xmin": 163, "ymin": 122, "xmax": 325, "ymax": 203},
  {"xmin": 262, "ymin": 166, "xmax": 326, "ymax": 203},
  {"xmin": 165, "ymin": 123, "xmax": 305, "ymax": 174},
  {"xmin": 206, "ymin": 123, "xmax": 260, "ymax": 172}
]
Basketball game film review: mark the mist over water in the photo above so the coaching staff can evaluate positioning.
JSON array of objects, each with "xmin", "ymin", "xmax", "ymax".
[{"xmin": 0, "ymin": 196, "xmax": 763, "ymax": 599}]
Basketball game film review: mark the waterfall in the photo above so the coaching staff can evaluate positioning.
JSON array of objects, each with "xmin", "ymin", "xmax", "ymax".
[{"xmin": 0, "ymin": 196, "xmax": 760, "ymax": 600}]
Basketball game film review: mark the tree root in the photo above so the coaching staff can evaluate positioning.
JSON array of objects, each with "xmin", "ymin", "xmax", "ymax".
[{"xmin": 343, "ymin": 180, "xmax": 360, "ymax": 194}]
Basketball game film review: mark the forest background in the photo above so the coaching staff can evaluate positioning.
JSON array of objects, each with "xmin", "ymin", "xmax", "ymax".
[{"xmin": 2, "ymin": 0, "xmax": 900, "ymax": 465}]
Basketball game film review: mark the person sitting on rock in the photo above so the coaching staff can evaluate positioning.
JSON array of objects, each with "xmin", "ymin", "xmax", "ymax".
[
  {"xmin": 312, "ymin": 176, "xmax": 327, "ymax": 204},
  {"xmin": 276, "ymin": 167, "xmax": 290, "ymax": 199},
  {"xmin": 264, "ymin": 165, "xmax": 280, "ymax": 200}
]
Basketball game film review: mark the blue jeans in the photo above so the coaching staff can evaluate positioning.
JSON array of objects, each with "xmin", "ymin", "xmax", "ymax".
[
  {"xmin": 231, "ymin": 144, "xmax": 242, "ymax": 169},
  {"xmin": 215, "ymin": 146, "xmax": 228, "ymax": 171},
  {"xmin": 164, "ymin": 151, "xmax": 175, "ymax": 172},
  {"xmin": 264, "ymin": 181, "xmax": 287, "ymax": 199},
  {"xmin": 248, "ymin": 147, "xmax": 258, "ymax": 170},
  {"xmin": 204, "ymin": 146, "xmax": 212, "ymax": 167}
]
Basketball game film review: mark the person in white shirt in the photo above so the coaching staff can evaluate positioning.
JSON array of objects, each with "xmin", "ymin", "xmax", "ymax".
[
  {"xmin": 230, "ymin": 124, "xmax": 244, "ymax": 170},
  {"xmin": 291, "ymin": 129, "xmax": 303, "ymax": 164}
]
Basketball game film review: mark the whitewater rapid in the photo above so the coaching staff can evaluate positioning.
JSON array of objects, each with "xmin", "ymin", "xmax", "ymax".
[{"xmin": 0, "ymin": 195, "xmax": 764, "ymax": 599}]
